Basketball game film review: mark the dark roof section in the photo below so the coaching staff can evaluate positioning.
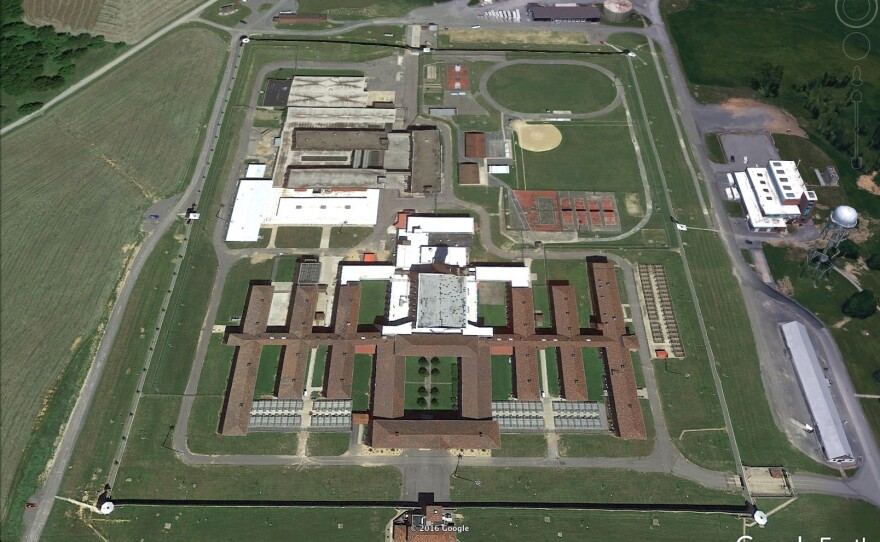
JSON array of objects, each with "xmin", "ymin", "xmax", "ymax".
[
  {"xmin": 277, "ymin": 342, "xmax": 310, "ymax": 399},
  {"xmin": 458, "ymin": 162, "xmax": 480, "ymax": 185},
  {"xmin": 293, "ymin": 129, "xmax": 390, "ymax": 151},
  {"xmin": 527, "ymin": 3, "xmax": 601, "ymax": 21},
  {"xmin": 460, "ymin": 347, "xmax": 493, "ymax": 419},
  {"xmin": 513, "ymin": 347, "xmax": 540, "ymax": 400},
  {"xmin": 370, "ymin": 419, "xmax": 501, "ymax": 449},
  {"xmin": 372, "ymin": 342, "xmax": 405, "ymax": 419},
  {"xmin": 464, "ymin": 132, "xmax": 487, "ymax": 158},
  {"xmin": 411, "ymin": 129, "xmax": 442, "ymax": 193},
  {"xmin": 510, "ymin": 286, "xmax": 536, "ymax": 337},
  {"xmin": 263, "ymin": 79, "xmax": 292, "ymax": 107},
  {"xmin": 589, "ymin": 260, "xmax": 646, "ymax": 439},
  {"xmin": 558, "ymin": 345, "xmax": 587, "ymax": 401},
  {"xmin": 550, "ymin": 284, "xmax": 579, "ymax": 337}
]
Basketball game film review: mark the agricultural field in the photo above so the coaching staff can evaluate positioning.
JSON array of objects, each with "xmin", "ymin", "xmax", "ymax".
[
  {"xmin": 458, "ymin": 495, "xmax": 880, "ymax": 542},
  {"xmin": 24, "ymin": 0, "xmax": 206, "ymax": 43},
  {"xmin": 0, "ymin": 25, "xmax": 226, "ymax": 529},
  {"xmin": 486, "ymin": 64, "xmax": 617, "ymax": 114}
]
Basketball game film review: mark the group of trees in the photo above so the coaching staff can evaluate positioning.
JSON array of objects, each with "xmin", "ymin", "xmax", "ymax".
[
  {"xmin": 750, "ymin": 62, "xmax": 784, "ymax": 98},
  {"xmin": 0, "ymin": 0, "xmax": 122, "ymax": 114},
  {"xmin": 835, "ymin": 239, "xmax": 880, "ymax": 319},
  {"xmin": 416, "ymin": 385, "xmax": 441, "ymax": 407},
  {"xmin": 790, "ymin": 69, "xmax": 880, "ymax": 173}
]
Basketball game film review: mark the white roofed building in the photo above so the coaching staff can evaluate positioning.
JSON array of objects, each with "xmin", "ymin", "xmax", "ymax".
[
  {"xmin": 731, "ymin": 161, "xmax": 817, "ymax": 233},
  {"xmin": 226, "ymin": 180, "xmax": 273, "ymax": 242}
]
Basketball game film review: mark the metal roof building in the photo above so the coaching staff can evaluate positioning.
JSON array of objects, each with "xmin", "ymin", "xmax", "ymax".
[
  {"xmin": 780, "ymin": 321, "xmax": 854, "ymax": 464},
  {"xmin": 226, "ymin": 180, "xmax": 273, "ymax": 242}
]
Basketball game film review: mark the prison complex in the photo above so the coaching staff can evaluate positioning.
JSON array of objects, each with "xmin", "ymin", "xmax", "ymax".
[{"xmin": 220, "ymin": 216, "xmax": 646, "ymax": 447}]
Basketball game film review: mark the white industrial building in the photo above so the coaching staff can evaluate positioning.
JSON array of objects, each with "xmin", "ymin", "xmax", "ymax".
[
  {"xmin": 780, "ymin": 321, "xmax": 855, "ymax": 464},
  {"xmin": 338, "ymin": 214, "xmax": 531, "ymax": 337},
  {"xmin": 730, "ymin": 161, "xmax": 817, "ymax": 233}
]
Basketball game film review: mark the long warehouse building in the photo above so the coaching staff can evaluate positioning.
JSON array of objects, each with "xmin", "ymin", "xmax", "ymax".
[{"xmin": 780, "ymin": 321, "xmax": 854, "ymax": 464}]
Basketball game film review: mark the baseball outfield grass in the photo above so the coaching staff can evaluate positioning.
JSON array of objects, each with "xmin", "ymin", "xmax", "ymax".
[{"xmin": 486, "ymin": 63, "xmax": 618, "ymax": 115}]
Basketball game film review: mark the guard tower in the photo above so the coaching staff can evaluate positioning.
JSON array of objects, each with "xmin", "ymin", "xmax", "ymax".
[{"xmin": 800, "ymin": 205, "xmax": 858, "ymax": 286}]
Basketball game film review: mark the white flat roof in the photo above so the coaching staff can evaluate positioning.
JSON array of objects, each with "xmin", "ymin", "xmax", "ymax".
[
  {"xmin": 339, "ymin": 265, "xmax": 395, "ymax": 284},
  {"xmin": 266, "ymin": 188, "xmax": 380, "ymax": 226},
  {"xmin": 732, "ymin": 172, "xmax": 786, "ymax": 230},
  {"xmin": 780, "ymin": 321, "xmax": 854, "ymax": 463},
  {"xmin": 416, "ymin": 274, "xmax": 468, "ymax": 328},
  {"xmin": 419, "ymin": 246, "xmax": 469, "ymax": 267},
  {"xmin": 406, "ymin": 216, "xmax": 474, "ymax": 234},
  {"xmin": 226, "ymin": 179, "xmax": 273, "ymax": 242},
  {"xmin": 245, "ymin": 163, "xmax": 267, "ymax": 179},
  {"xmin": 288, "ymin": 76, "xmax": 368, "ymax": 108},
  {"xmin": 473, "ymin": 265, "xmax": 531, "ymax": 287},
  {"xmin": 387, "ymin": 275, "xmax": 411, "ymax": 322}
]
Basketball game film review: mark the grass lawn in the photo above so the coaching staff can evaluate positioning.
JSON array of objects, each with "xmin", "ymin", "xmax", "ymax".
[
  {"xmin": 306, "ymin": 432, "xmax": 351, "ymax": 456},
  {"xmin": 860, "ymin": 398, "xmax": 880, "ymax": 453},
  {"xmin": 295, "ymin": 0, "xmax": 445, "ymax": 19},
  {"xmin": 226, "ymin": 227, "xmax": 272, "ymax": 249},
  {"xmin": 582, "ymin": 347, "xmax": 605, "ymax": 402},
  {"xmin": 516, "ymin": 124, "xmax": 643, "ymax": 193},
  {"xmin": 214, "ymin": 258, "xmax": 275, "ymax": 325},
  {"xmin": 542, "ymin": 348, "xmax": 561, "ymax": 396},
  {"xmin": 704, "ymin": 132, "xmax": 724, "ymax": 164},
  {"xmin": 45, "ymin": 503, "xmax": 393, "ymax": 542},
  {"xmin": 486, "ymin": 64, "xmax": 617, "ymax": 114},
  {"xmin": 329, "ymin": 227, "xmax": 373, "ymax": 248},
  {"xmin": 352, "ymin": 354, "xmax": 373, "ymax": 411},
  {"xmin": 115, "ymin": 397, "xmax": 400, "ymax": 500},
  {"xmin": 274, "ymin": 255, "xmax": 298, "ymax": 282},
  {"xmin": 404, "ymin": 356, "xmax": 458, "ymax": 410},
  {"xmin": 200, "ymin": 0, "xmax": 252, "ymax": 27},
  {"xmin": 255, "ymin": 345, "xmax": 282, "ymax": 398},
  {"xmin": 491, "ymin": 355, "xmax": 513, "ymax": 401},
  {"xmin": 275, "ymin": 226, "xmax": 323, "ymax": 248},
  {"xmin": 457, "ymin": 495, "xmax": 879, "ymax": 541},
  {"xmin": 451, "ymin": 467, "xmax": 740, "ymax": 504},
  {"xmin": 478, "ymin": 304, "xmax": 508, "ymax": 327},
  {"xmin": 311, "ymin": 346, "xmax": 328, "ymax": 388},
  {"xmin": 493, "ymin": 434, "xmax": 547, "ymax": 457},
  {"xmin": 772, "ymin": 134, "xmax": 835, "ymax": 184},
  {"xmin": 358, "ymin": 280, "xmax": 389, "ymax": 326},
  {"xmin": 187, "ymin": 396, "xmax": 298, "ymax": 455},
  {"xmin": 0, "ymin": 26, "xmax": 227, "ymax": 531}
]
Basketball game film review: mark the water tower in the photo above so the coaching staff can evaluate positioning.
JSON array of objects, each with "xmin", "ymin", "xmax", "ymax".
[{"xmin": 800, "ymin": 205, "xmax": 858, "ymax": 286}]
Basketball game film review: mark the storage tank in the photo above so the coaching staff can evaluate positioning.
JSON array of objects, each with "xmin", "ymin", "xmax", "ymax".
[{"xmin": 603, "ymin": 0, "xmax": 633, "ymax": 23}]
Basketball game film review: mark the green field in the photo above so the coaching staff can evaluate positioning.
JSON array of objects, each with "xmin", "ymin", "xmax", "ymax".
[
  {"xmin": 515, "ymin": 123, "xmax": 643, "ymax": 194},
  {"xmin": 559, "ymin": 400, "xmax": 655, "ymax": 458},
  {"xmin": 306, "ymin": 431, "xmax": 351, "ymax": 456},
  {"xmin": 311, "ymin": 345, "xmax": 328, "ymax": 388},
  {"xmin": 404, "ymin": 356, "xmax": 458, "ymax": 410},
  {"xmin": 352, "ymin": 354, "xmax": 373, "ymax": 411},
  {"xmin": 486, "ymin": 64, "xmax": 617, "ymax": 114},
  {"xmin": 45, "ymin": 503, "xmax": 393, "ymax": 542},
  {"xmin": 275, "ymin": 226, "xmax": 323, "ymax": 248},
  {"xmin": 458, "ymin": 495, "xmax": 879, "ymax": 541},
  {"xmin": 255, "ymin": 345, "xmax": 282, "ymax": 398},
  {"xmin": 772, "ymin": 134, "xmax": 835, "ymax": 183},
  {"xmin": 295, "ymin": 0, "xmax": 446, "ymax": 19},
  {"xmin": 530, "ymin": 259, "xmax": 592, "ymax": 328},
  {"xmin": 582, "ymin": 347, "xmax": 605, "ymax": 402},
  {"xmin": 451, "ymin": 467, "xmax": 740, "ymax": 504},
  {"xmin": 275, "ymin": 255, "xmax": 298, "ymax": 282},
  {"xmin": 329, "ymin": 226, "xmax": 373, "ymax": 248},
  {"xmin": 493, "ymin": 434, "xmax": 547, "ymax": 457},
  {"xmin": 0, "ymin": 26, "xmax": 227, "ymax": 529},
  {"xmin": 358, "ymin": 280, "xmax": 389, "ymax": 326},
  {"xmin": 542, "ymin": 348, "xmax": 561, "ymax": 396},
  {"xmin": 491, "ymin": 355, "xmax": 513, "ymax": 401},
  {"xmin": 704, "ymin": 132, "xmax": 724, "ymax": 164}
]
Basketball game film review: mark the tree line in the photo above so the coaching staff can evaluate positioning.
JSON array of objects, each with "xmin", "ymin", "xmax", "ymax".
[{"xmin": 0, "ymin": 0, "xmax": 123, "ymax": 115}]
